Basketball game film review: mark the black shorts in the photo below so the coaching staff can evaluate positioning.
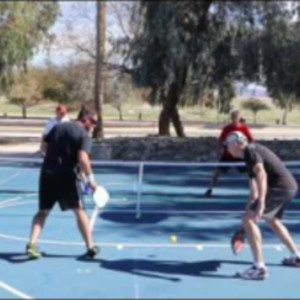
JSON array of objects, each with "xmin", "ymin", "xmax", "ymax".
[
  {"xmin": 39, "ymin": 170, "xmax": 84, "ymax": 211},
  {"xmin": 249, "ymin": 188, "xmax": 297, "ymax": 220},
  {"xmin": 217, "ymin": 153, "xmax": 246, "ymax": 173}
]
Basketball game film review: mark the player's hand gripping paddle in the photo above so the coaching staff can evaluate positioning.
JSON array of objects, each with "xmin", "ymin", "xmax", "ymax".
[{"xmin": 231, "ymin": 227, "xmax": 245, "ymax": 255}]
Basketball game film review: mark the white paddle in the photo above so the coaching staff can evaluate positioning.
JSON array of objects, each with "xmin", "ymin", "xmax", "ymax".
[
  {"xmin": 93, "ymin": 186, "xmax": 110, "ymax": 208},
  {"xmin": 90, "ymin": 186, "xmax": 110, "ymax": 230}
]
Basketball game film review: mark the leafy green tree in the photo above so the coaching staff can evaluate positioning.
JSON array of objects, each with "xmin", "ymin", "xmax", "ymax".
[
  {"xmin": 9, "ymin": 68, "xmax": 44, "ymax": 118},
  {"xmin": 259, "ymin": 2, "xmax": 300, "ymax": 125},
  {"xmin": 42, "ymin": 62, "xmax": 94, "ymax": 106},
  {"xmin": 241, "ymin": 98, "xmax": 269, "ymax": 124},
  {"xmin": 0, "ymin": 2, "xmax": 59, "ymax": 93},
  {"xmin": 126, "ymin": 2, "xmax": 263, "ymax": 136},
  {"xmin": 217, "ymin": 77, "xmax": 236, "ymax": 114}
]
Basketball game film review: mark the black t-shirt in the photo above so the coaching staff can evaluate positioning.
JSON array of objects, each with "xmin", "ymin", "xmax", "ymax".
[
  {"xmin": 244, "ymin": 143, "xmax": 298, "ymax": 190},
  {"xmin": 42, "ymin": 122, "xmax": 92, "ymax": 175}
]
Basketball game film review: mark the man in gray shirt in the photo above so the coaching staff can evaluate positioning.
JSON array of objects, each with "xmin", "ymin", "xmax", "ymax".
[
  {"xmin": 226, "ymin": 131, "xmax": 300, "ymax": 280},
  {"xmin": 27, "ymin": 110, "xmax": 99, "ymax": 260}
]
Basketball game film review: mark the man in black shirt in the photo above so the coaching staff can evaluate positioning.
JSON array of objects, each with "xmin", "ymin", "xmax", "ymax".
[
  {"xmin": 226, "ymin": 131, "xmax": 300, "ymax": 280},
  {"xmin": 26, "ymin": 110, "xmax": 99, "ymax": 259}
]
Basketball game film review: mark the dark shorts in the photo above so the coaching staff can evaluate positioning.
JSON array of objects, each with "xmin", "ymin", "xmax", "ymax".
[
  {"xmin": 39, "ymin": 170, "xmax": 84, "ymax": 211},
  {"xmin": 217, "ymin": 153, "xmax": 246, "ymax": 173},
  {"xmin": 249, "ymin": 188, "xmax": 297, "ymax": 220}
]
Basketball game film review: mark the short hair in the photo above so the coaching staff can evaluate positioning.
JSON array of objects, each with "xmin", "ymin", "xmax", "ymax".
[
  {"xmin": 225, "ymin": 131, "xmax": 247, "ymax": 146},
  {"xmin": 77, "ymin": 109, "xmax": 97, "ymax": 124},
  {"xmin": 230, "ymin": 110, "xmax": 240, "ymax": 119},
  {"xmin": 56, "ymin": 104, "xmax": 67, "ymax": 114}
]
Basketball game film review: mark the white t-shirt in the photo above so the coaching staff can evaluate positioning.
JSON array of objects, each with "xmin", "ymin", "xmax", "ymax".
[{"xmin": 43, "ymin": 116, "xmax": 70, "ymax": 136}]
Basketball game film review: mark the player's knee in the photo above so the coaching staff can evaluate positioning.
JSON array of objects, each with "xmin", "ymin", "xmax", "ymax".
[
  {"xmin": 242, "ymin": 214, "xmax": 252, "ymax": 227},
  {"xmin": 266, "ymin": 217, "xmax": 279, "ymax": 228},
  {"xmin": 73, "ymin": 207, "xmax": 85, "ymax": 217},
  {"xmin": 37, "ymin": 210, "xmax": 49, "ymax": 218}
]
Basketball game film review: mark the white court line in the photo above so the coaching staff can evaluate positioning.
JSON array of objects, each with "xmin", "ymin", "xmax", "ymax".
[
  {"xmin": 0, "ymin": 173, "xmax": 21, "ymax": 185},
  {"xmin": 0, "ymin": 232, "xmax": 299, "ymax": 251},
  {"xmin": 0, "ymin": 197, "xmax": 22, "ymax": 207},
  {"xmin": 0, "ymin": 198, "xmax": 299, "ymax": 250},
  {"xmin": 0, "ymin": 201, "xmax": 36, "ymax": 209},
  {"xmin": 95, "ymin": 208, "xmax": 300, "ymax": 215},
  {"xmin": 1, "ymin": 199, "xmax": 300, "ymax": 217},
  {"xmin": 0, "ymin": 281, "xmax": 33, "ymax": 299}
]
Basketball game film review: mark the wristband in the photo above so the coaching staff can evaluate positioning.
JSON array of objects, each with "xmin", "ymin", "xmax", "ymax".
[{"xmin": 87, "ymin": 173, "xmax": 95, "ymax": 183}]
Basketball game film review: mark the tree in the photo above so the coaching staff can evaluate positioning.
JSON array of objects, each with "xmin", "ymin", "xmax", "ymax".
[
  {"xmin": 51, "ymin": 2, "xmax": 141, "ymax": 138},
  {"xmin": 126, "ymin": 2, "xmax": 263, "ymax": 137},
  {"xmin": 241, "ymin": 98, "xmax": 269, "ymax": 124},
  {"xmin": 107, "ymin": 74, "xmax": 132, "ymax": 121},
  {"xmin": 42, "ymin": 62, "xmax": 94, "ymax": 106},
  {"xmin": 217, "ymin": 76, "xmax": 236, "ymax": 114},
  {"xmin": 0, "ymin": 2, "xmax": 59, "ymax": 93},
  {"xmin": 9, "ymin": 68, "xmax": 44, "ymax": 118},
  {"xmin": 259, "ymin": 2, "xmax": 300, "ymax": 125}
]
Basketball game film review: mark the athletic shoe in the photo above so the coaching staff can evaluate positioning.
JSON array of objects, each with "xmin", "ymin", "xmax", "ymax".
[
  {"xmin": 236, "ymin": 265, "xmax": 268, "ymax": 280},
  {"xmin": 204, "ymin": 189, "xmax": 212, "ymax": 197},
  {"xmin": 282, "ymin": 256, "xmax": 300, "ymax": 267},
  {"xmin": 26, "ymin": 243, "xmax": 42, "ymax": 259},
  {"xmin": 79, "ymin": 245, "xmax": 99, "ymax": 260}
]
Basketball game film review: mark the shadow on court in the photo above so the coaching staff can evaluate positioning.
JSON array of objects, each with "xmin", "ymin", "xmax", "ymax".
[
  {"xmin": 97, "ymin": 258, "xmax": 288, "ymax": 281},
  {"xmin": 0, "ymin": 252, "xmax": 79, "ymax": 263},
  {"xmin": 97, "ymin": 258, "xmax": 267, "ymax": 281}
]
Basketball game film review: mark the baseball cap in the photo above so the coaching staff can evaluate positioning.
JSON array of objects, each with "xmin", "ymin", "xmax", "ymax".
[
  {"xmin": 56, "ymin": 104, "xmax": 68, "ymax": 114},
  {"xmin": 225, "ymin": 131, "xmax": 247, "ymax": 145}
]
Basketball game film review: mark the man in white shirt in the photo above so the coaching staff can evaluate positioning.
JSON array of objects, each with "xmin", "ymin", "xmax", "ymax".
[{"xmin": 40, "ymin": 104, "xmax": 70, "ymax": 154}]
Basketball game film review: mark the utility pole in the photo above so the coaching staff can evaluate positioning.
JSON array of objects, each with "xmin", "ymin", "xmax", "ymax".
[{"xmin": 94, "ymin": 1, "xmax": 106, "ymax": 140}]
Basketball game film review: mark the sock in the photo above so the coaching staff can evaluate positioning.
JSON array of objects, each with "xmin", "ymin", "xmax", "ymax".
[
  {"xmin": 254, "ymin": 261, "xmax": 266, "ymax": 269},
  {"xmin": 291, "ymin": 252, "xmax": 300, "ymax": 259}
]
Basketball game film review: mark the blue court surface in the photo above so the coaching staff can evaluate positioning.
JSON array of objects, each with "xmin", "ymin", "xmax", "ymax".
[{"xmin": 0, "ymin": 158, "xmax": 300, "ymax": 299}]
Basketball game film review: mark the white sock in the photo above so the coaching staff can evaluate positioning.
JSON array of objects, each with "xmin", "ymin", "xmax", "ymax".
[
  {"xmin": 291, "ymin": 252, "xmax": 300, "ymax": 259},
  {"xmin": 254, "ymin": 261, "xmax": 266, "ymax": 269}
]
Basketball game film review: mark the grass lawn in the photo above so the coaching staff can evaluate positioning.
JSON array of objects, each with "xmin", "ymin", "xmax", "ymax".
[{"xmin": 1, "ymin": 96, "xmax": 300, "ymax": 126}]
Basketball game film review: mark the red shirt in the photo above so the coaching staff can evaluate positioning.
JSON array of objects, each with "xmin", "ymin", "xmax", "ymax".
[
  {"xmin": 219, "ymin": 122, "xmax": 254, "ymax": 158},
  {"xmin": 219, "ymin": 122, "xmax": 254, "ymax": 144}
]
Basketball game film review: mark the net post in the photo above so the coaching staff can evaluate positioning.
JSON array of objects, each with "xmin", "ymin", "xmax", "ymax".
[{"xmin": 135, "ymin": 162, "xmax": 144, "ymax": 219}]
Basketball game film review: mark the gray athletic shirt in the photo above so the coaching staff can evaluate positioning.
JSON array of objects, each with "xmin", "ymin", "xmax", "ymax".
[
  {"xmin": 43, "ymin": 121, "xmax": 92, "ymax": 174},
  {"xmin": 244, "ymin": 143, "xmax": 298, "ymax": 190}
]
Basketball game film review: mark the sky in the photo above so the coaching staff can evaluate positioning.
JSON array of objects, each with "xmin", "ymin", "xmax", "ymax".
[
  {"xmin": 31, "ymin": 1, "xmax": 126, "ymax": 67},
  {"xmin": 31, "ymin": 1, "xmax": 95, "ymax": 66}
]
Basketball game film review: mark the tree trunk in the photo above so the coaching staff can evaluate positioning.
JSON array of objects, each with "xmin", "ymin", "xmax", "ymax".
[
  {"xmin": 117, "ymin": 107, "xmax": 123, "ymax": 121},
  {"xmin": 22, "ymin": 104, "xmax": 27, "ymax": 118},
  {"xmin": 281, "ymin": 107, "xmax": 288, "ymax": 125},
  {"xmin": 281, "ymin": 99, "xmax": 292, "ymax": 125},
  {"xmin": 253, "ymin": 112, "xmax": 257, "ymax": 124},
  {"xmin": 93, "ymin": 1, "xmax": 106, "ymax": 140},
  {"xmin": 158, "ymin": 79, "xmax": 186, "ymax": 137},
  {"xmin": 158, "ymin": 106, "xmax": 171, "ymax": 136},
  {"xmin": 171, "ymin": 108, "xmax": 185, "ymax": 137}
]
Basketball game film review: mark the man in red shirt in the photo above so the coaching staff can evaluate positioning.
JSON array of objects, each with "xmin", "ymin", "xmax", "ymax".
[{"xmin": 204, "ymin": 110, "xmax": 254, "ymax": 197}]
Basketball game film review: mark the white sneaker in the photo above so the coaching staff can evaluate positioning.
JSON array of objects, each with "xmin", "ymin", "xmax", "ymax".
[{"xmin": 236, "ymin": 265, "xmax": 268, "ymax": 280}]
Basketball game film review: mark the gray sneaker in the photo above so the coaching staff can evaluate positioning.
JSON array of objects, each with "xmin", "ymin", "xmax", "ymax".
[
  {"xmin": 236, "ymin": 265, "xmax": 268, "ymax": 280},
  {"xmin": 282, "ymin": 256, "xmax": 300, "ymax": 267}
]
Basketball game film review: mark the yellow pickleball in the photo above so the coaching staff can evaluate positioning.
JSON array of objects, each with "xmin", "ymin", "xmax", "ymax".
[{"xmin": 170, "ymin": 234, "xmax": 178, "ymax": 243}]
